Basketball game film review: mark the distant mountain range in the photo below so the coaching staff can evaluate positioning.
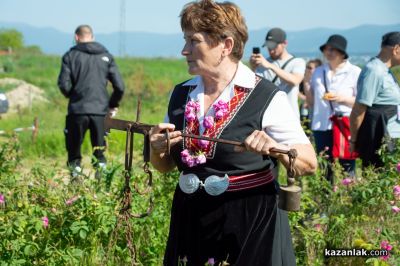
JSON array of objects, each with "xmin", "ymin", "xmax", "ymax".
[{"xmin": 1, "ymin": 21, "xmax": 399, "ymax": 58}]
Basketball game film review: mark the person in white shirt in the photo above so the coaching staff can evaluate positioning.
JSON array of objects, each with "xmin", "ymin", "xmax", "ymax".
[
  {"xmin": 149, "ymin": 1, "xmax": 317, "ymax": 265},
  {"xmin": 305, "ymin": 34, "xmax": 361, "ymax": 182},
  {"xmin": 250, "ymin": 27, "xmax": 306, "ymax": 118}
]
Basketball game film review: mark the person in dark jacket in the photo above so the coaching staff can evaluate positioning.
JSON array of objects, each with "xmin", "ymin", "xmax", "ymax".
[{"xmin": 57, "ymin": 24, "xmax": 124, "ymax": 178}]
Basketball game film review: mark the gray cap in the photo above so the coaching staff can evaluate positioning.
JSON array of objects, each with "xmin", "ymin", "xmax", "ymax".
[{"xmin": 262, "ymin": 28, "xmax": 286, "ymax": 49}]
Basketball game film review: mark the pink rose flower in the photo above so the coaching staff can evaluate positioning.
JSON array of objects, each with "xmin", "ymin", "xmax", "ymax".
[
  {"xmin": 184, "ymin": 111, "xmax": 196, "ymax": 122},
  {"xmin": 341, "ymin": 178, "xmax": 353, "ymax": 186},
  {"xmin": 187, "ymin": 157, "xmax": 197, "ymax": 168},
  {"xmin": 181, "ymin": 149, "xmax": 190, "ymax": 158},
  {"xmin": 186, "ymin": 100, "xmax": 200, "ymax": 113},
  {"xmin": 214, "ymin": 100, "xmax": 228, "ymax": 111},
  {"xmin": 66, "ymin": 195, "xmax": 80, "ymax": 205},
  {"xmin": 314, "ymin": 224, "xmax": 322, "ymax": 232},
  {"xmin": 391, "ymin": 206, "xmax": 400, "ymax": 213},
  {"xmin": 42, "ymin": 216, "xmax": 49, "ymax": 228},
  {"xmin": 195, "ymin": 154, "xmax": 207, "ymax": 165},
  {"xmin": 213, "ymin": 100, "xmax": 229, "ymax": 119},
  {"xmin": 381, "ymin": 240, "xmax": 393, "ymax": 251},
  {"xmin": 215, "ymin": 110, "xmax": 225, "ymax": 120},
  {"xmin": 199, "ymin": 139, "xmax": 210, "ymax": 149},
  {"xmin": 394, "ymin": 185, "xmax": 400, "ymax": 197},
  {"xmin": 203, "ymin": 116, "xmax": 214, "ymax": 129}
]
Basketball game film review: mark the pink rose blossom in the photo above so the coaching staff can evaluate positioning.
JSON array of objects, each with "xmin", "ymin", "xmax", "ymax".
[
  {"xmin": 391, "ymin": 206, "xmax": 400, "ymax": 213},
  {"xmin": 203, "ymin": 116, "xmax": 214, "ymax": 129},
  {"xmin": 380, "ymin": 240, "xmax": 393, "ymax": 261},
  {"xmin": 181, "ymin": 155, "xmax": 190, "ymax": 164},
  {"xmin": 181, "ymin": 149, "xmax": 190, "ymax": 158},
  {"xmin": 0, "ymin": 194, "xmax": 5, "ymax": 205},
  {"xmin": 186, "ymin": 100, "xmax": 200, "ymax": 113},
  {"xmin": 215, "ymin": 110, "xmax": 225, "ymax": 120},
  {"xmin": 394, "ymin": 185, "xmax": 400, "ymax": 197},
  {"xmin": 66, "ymin": 195, "xmax": 80, "ymax": 205},
  {"xmin": 314, "ymin": 224, "xmax": 322, "ymax": 232},
  {"xmin": 213, "ymin": 100, "xmax": 228, "ymax": 119},
  {"xmin": 195, "ymin": 154, "xmax": 207, "ymax": 165},
  {"xmin": 381, "ymin": 240, "xmax": 393, "ymax": 251},
  {"xmin": 187, "ymin": 157, "xmax": 197, "ymax": 168},
  {"xmin": 42, "ymin": 216, "xmax": 49, "ymax": 228},
  {"xmin": 184, "ymin": 111, "xmax": 196, "ymax": 122},
  {"xmin": 214, "ymin": 100, "xmax": 228, "ymax": 111},
  {"xmin": 341, "ymin": 178, "xmax": 353, "ymax": 186},
  {"xmin": 199, "ymin": 139, "xmax": 210, "ymax": 149}
]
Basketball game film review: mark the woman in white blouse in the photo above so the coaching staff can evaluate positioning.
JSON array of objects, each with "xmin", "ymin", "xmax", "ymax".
[
  {"xmin": 149, "ymin": 0, "xmax": 317, "ymax": 265},
  {"xmin": 305, "ymin": 34, "xmax": 361, "ymax": 181}
]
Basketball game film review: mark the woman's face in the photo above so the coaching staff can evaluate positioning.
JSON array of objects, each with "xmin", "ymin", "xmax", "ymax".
[
  {"xmin": 181, "ymin": 31, "xmax": 223, "ymax": 76},
  {"xmin": 323, "ymin": 45, "xmax": 344, "ymax": 62}
]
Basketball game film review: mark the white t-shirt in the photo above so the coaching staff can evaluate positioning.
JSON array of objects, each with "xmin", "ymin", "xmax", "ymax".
[
  {"xmin": 165, "ymin": 61, "xmax": 310, "ymax": 145},
  {"xmin": 255, "ymin": 56, "xmax": 306, "ymax": 118},
  {"xmin": 310, "ymin": 61, "xmax": 361, "ymax": 131}
]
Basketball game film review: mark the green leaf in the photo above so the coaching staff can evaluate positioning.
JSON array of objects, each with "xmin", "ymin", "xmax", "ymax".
[{"xmin": 79, "ymin": 229, "xmax": 87, "ymax": 239}]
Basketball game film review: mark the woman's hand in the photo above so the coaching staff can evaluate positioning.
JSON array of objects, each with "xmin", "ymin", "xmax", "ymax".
[
  {"xmin": 149, "ymin": 123, "xmax": 182, "ymax": 155},
  {"xmin": 243, "ymin": 130, "xmax": 288, "ymax": 158},
  {"xmin": 243, "ymin": 130, "xmax": 317, "ymax": 177},
  {"xmin": 149, "ymin": 123, "xmax": 182, "ymax": 173}
]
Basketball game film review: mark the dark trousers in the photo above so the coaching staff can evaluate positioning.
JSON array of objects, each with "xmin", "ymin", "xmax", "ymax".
[
  {"xmin": 64, "ymin": 114, "xmax": 106, "ymax": 168},
  {"xmin": 313, "ymin": 130, "xmax": 356, "ymax": 183}
]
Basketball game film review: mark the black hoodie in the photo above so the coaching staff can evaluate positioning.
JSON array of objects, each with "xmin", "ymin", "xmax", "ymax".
[{"xmin": 57, "ymin": 42, "xmax": 124, "ymax": 115}]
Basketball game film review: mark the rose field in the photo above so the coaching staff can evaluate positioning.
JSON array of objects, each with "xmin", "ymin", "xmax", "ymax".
[{"xmin": 0, "ymin": 52, "xmax": 399, "ymax": 266}]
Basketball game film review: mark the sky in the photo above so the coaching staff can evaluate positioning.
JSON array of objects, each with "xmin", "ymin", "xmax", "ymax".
[{"xmin": 0, "ymin": 0, "xmax": 399, "ymax": 34}]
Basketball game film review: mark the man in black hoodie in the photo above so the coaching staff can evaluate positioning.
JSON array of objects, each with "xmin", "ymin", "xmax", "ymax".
[{"xmin": 58, "ymin": 25, "xmax": 124, "ymax": 178}]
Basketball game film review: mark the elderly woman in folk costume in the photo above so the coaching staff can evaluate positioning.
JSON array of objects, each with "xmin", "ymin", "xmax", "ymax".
[{"xmin": 149, "ymin": 0, "xmax": 317, "ymax": 265}]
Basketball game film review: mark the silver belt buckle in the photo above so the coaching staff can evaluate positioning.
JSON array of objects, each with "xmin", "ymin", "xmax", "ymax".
[{"xmin": 179, "ymin": 173, "xmax": 230, "ymax": 196}]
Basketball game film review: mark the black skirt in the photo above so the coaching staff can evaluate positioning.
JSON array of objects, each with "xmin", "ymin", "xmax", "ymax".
[{"xmin": 163, "ymin": 181, "xmax": 296, "ymax": 266}]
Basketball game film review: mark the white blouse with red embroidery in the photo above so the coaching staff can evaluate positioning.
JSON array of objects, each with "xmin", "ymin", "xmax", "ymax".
[{"xmin": 165, "ymin": 61, "xmax": 310, "ymax": 145}]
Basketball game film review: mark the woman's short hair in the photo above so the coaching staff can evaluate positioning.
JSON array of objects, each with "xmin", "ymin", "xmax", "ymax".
[{"xmin": 180, "ymin": 0, "xmax": 248, "ymax": 61}]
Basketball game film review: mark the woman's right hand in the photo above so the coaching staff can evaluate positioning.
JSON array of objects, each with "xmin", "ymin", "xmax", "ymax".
[{"xmin": 149, "ymin": 123, "xmax": 182, "ymax": 155}]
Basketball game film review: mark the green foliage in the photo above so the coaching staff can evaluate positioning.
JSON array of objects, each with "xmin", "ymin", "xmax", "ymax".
[
  {"xmin": 0, "ymin": 137, "xmax": 178, "ymax": 265},
  {"xmin": 289, "ymin": 140, "xmax": 400, "ymax": 265},
  {"xmin": 0, "ymin": 29, "xmax": 24, "ymax": 50}
]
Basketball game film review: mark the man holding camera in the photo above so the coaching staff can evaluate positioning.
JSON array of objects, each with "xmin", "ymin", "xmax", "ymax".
[{"xmin": 250, "ymin": 27, "xmax": 305, "ymax": 118}]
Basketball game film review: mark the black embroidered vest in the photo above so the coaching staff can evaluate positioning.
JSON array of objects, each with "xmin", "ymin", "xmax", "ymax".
[{"xmin": 168, "ymin": 77, "xmax": 278, "ymax": 178}]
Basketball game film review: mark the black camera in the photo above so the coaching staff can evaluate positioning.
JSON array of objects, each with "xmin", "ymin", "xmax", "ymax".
[{"xmin": 252, "ymin": 47, "xmax": 260, "ymax": 54}]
